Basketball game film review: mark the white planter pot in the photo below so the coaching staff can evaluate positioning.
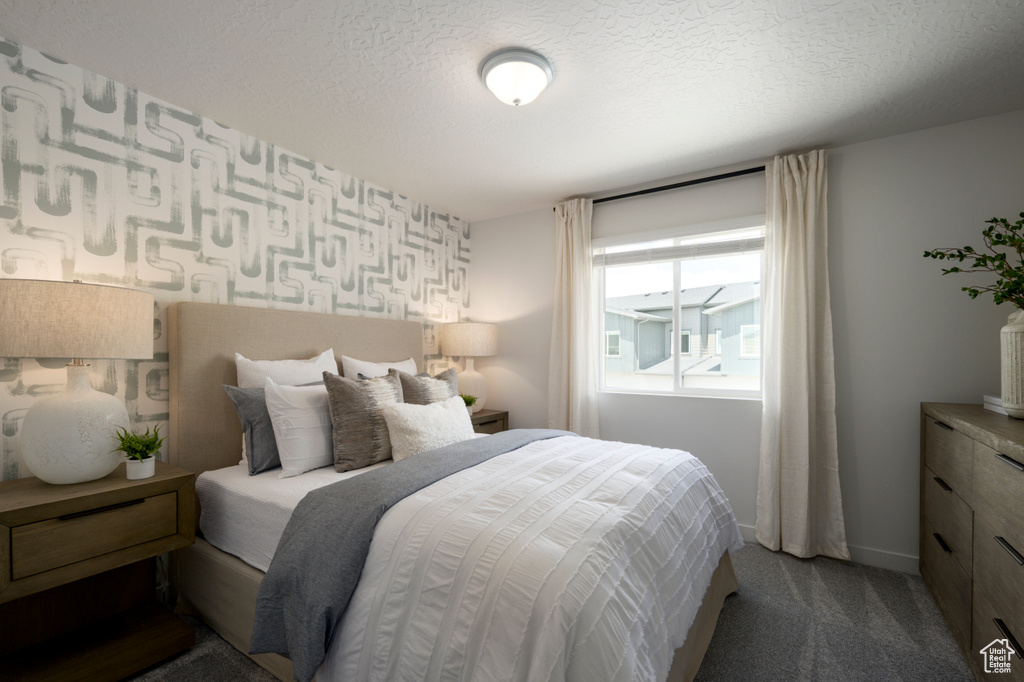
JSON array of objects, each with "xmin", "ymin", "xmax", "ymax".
[
  {"xmin": 126, "ymin": 457, "xmax": 156, "ymax": 480},
  {"xmin": 1001, "ymin": 310, "xmax": 1024, "ymax": 419}
]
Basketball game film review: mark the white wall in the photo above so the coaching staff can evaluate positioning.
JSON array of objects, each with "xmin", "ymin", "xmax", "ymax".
[{"xmin": 471, "ymin": 108, "xmax": 1024, "ymax": 574}]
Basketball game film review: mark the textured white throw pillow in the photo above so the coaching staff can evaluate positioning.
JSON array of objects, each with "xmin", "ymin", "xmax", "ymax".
[
  {"xmin": 382, "ymin": 395, "xmax": 476, "ymax": 461},
  {"xmin": 235, "ymin": 349, "xmax": 336, "ymax": 389},
  {"xmin": 264, "ymin": 378, "xmax": 334, "ymax": 478},
  {"xmin": 340, "ymin": 354, "xmax": 417, "ymax": 379}
]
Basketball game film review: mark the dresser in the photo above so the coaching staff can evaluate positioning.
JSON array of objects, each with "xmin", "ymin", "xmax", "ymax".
[
  {"xmin": 921, "ymin": 403, "xmax": 1024, "ymax": 680},
  {"xmin": 471, "ymin": 408, "xmax": 509, "ymax": 434}
]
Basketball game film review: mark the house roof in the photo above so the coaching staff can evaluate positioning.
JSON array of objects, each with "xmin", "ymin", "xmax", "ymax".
[
  {"xmin": 605, "ymin": 307, "xmax": 671, "ymax": 322},
  {"xmin": 607, "ymin": 281, "xmax": 759, "ymax": 314},
  {"xmin": 704, "ymin": 292, "xmax": 760, "ymax": 315}
]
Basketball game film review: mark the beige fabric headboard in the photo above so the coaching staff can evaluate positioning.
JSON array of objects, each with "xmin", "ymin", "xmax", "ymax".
[{"xmin": 167, "ymin": 302, "xmax": 423, "ymax": 478}]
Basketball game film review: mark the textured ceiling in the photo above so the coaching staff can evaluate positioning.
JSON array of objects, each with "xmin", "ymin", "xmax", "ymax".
[{"xmin": 1, "ymin": 0, "xmax": 1023, "ymax": 222}]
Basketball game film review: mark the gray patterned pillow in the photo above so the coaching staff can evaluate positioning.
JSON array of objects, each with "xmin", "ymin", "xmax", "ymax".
[
  {"xmin": 399, "ymin": 368, "xmax": 458, "ymax": 405},
  {"xmin": 323, "ymin": 369, "xmax": 404, "ymax": 472}
]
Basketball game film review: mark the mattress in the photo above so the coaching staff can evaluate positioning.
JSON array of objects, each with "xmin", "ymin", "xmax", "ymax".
[
  {"xmin": 196, "ymin": 461, "xmax": 388, "ymax": 571},
  {"xmin": 197, "ymin": 434, "xmax": 490, "ymax": 571}
]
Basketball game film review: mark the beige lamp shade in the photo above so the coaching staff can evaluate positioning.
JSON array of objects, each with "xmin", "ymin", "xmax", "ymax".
[
  {"xmin": 440, "ymin": 322, "xmax": 497, "ymax": 357},
  {"xmin": 0, "ymin": 279, "xmax": 154, "ymax": 359}
]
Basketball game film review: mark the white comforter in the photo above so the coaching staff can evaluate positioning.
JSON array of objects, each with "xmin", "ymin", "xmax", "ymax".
[{"xmin": 319, "ymin": 435, "xmax": 743, "ymax": 682}]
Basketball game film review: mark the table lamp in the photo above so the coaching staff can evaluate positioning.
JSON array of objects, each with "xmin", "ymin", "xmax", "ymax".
[
  {"xmin": 441, "ymin": 322, "xmax": 497, "ymax": 413},
  {"xmin": 0, "ymin": 279, "xmax": 154, "ymax": 484}
]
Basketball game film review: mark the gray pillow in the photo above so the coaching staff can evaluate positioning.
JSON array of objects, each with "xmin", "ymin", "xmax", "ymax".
[
  {"xmin": 399, "ymin": 368, "xmax": 458, "ymax": 405},
  {"xmin": 323, "ymin": 369, "xmax": 404, "ymax": 472},
  {"xmin": 223, "ymin": 385, "xmax": 280, "ymax": 475}
]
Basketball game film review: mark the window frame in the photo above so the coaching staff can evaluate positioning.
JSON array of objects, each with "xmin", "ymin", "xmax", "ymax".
[
  {"xmin": 605, "ymin": 330, "xmax": 621, "ymax": 358},
  {"xmin": 680, "ymin": 330, "xmax": 691, "ymax": 356},
  {"xmin": 740, "ymin": 324, "xmax": 761, "ymax": 358},
  {"xmin": 595, "ymin": 215, "xmax": 764, "ymax": 400}
]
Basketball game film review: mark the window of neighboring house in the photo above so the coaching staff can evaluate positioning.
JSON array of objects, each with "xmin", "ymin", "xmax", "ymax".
[
  {"xmin": 594, "ymin": 218, "xmax": 763, "ymax": 397},
  {"xmin": 680, "ymin": 330, "xmax": 691, "ymax": 355},
  {"xmin": 605, "ymin": 331, "xmax": 621, "ymax": 357},
  {"xmin": 740, "ymin": 324, "xmax": 761, "ymax": 358}
]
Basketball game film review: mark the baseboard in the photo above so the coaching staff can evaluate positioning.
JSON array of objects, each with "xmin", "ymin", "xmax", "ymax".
[
  {"xmin": 734, "ymin": 524, "xmax": 919, "ymax": 575},
  {"xmin": 847, "ymin": 544, "xmax": 919, "ymax": 575}
]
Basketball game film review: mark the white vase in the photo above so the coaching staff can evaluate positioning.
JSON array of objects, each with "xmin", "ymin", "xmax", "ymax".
[
  {"xmin": 1001, "ymin": 310, "xmax": 1024, "ymax": 418},
  {"xmin": 21, "ymin": 364, "xmax": 128, "ymax": 484},
  {"xmin": 126, "ymin": 457, "xmax": 156, "ymax": 480}
]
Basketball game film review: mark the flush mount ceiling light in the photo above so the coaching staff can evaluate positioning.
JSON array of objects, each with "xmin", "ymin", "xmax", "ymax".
[{"xmin": 480, "ymin": 48, "xmax": 553, "ymax": 106}]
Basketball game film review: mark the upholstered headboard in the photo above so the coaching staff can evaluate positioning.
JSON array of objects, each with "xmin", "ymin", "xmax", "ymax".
[{"xmin": 167, "ymin": 302, "xmax": 423, "ymax": 478}]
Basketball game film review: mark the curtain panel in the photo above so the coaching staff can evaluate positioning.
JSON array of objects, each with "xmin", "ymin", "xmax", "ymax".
[
  {"xmin": 755, "ymin": 150, "xmax": 850, "ymax": 560},
  {"xmin": 548, "ymin": 198, "xmax": 600, "ymax": 438}
]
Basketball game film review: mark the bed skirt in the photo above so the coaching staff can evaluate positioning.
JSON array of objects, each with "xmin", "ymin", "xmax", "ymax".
[{"xmin": 172, "ymin": 539, "xmax": 737, "ymax": 682}]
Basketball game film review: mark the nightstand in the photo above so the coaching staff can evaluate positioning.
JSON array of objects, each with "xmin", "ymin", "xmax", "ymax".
[
  {"xmin": 471, "ymin": 409, "xmax": 509, "ymax": 434},
  {"xmin": 0, "ymin": 461, "xmax": 196, "ymax": 681}
]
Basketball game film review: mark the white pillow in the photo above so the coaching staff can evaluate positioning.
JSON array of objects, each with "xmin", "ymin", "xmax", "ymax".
[
  {"xmin": 340, "ymin": 354, "xmax": 417, "ymax": 379},
  {"xmin": 264, "ymin": 378, "xmax": 334, "ymax": 478},
  {"xmin": 235, "ymin": 349, "xmax": 336, "ymax": 389},
  {"xmin": 381, "ymin": 395, "xmax": 476, "ymax": 461}
]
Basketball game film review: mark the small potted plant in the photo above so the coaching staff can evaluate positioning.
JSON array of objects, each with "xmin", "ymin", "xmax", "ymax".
[
  {"xmin": 113, "ymin": 424, "xmax": 166, "ymax": 479},
  {"xmin": 460, "ymin": 394, "xmax": 478, "ymax": 416}
]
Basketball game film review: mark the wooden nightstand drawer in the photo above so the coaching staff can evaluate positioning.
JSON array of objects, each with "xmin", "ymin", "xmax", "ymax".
[
  {"xmin": 0, "ymin": 462, "xmax": 195, "ymax": 604},
  {"xmin": 472, "ymin": 409, "xmax": 509, "ymax": 434},
  {"xmin": 12, "ymin": 492, "xmax": 178, "ymax": 580}
]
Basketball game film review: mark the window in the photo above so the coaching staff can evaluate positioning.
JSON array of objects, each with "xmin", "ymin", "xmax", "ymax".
[
  {"xmin": 595, "ymin": 221, "xmax": 763, "ymax": 397},
  {"xmin": 740, "ymin": 324, "xmax": 761, "ymax": 358},
  {"xmin": 605, "ymin": 331, "xmax": 621, "ymax": 357}
]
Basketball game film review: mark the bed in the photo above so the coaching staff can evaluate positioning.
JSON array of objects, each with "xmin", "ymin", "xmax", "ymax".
[{"xmin": 166, "ymin": 301, "xmax": 740, "ymax": 682}]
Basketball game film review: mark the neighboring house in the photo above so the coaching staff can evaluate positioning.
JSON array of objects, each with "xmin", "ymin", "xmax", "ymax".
[{"xmin": 604, "ymin": 282, "xmax": 760, "ymax": 388}]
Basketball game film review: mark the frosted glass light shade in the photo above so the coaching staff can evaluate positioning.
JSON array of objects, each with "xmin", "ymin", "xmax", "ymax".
[
  {"xmin": 481, "ymin": 48, "xmax": 553, "ymax": 106},
  {"xmin": 0, "ymin": 279, "xmax": 155, "ymax": 484}
]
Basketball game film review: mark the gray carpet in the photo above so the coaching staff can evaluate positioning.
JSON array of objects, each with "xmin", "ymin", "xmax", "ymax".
[
  {"xmin": 130, "ymin": 543, "xmax": 971, "ymax": 681},
  {"xmin": 696, "ymin": 544, "xmax": 972, "ymax": 681}
]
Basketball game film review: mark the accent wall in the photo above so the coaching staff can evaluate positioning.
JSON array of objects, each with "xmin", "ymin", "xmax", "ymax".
[{"xmin": 0, "ymin": 38, "xmax": 470, "ymax": 481}]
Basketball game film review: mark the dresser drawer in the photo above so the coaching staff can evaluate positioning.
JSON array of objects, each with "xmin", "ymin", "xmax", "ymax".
[
  {"xmin": 973, "ymin": 589, "xmax": 1024, "ymax": 681},
  {"xmin": 974, "ymin": 517, "xmax": 1024, "ymax": 645},
  {"xmin": 922, "ymin": 465, "xmax": 972, "ymax": 573},
  {"xmin": 924, "ymin": 417, "xmax": 974, "ymax": 505},
  {"xmin": 922, "ymin": 516, "xmax": 972, "ymax": 648},
  {"xmin": 974, "ymin": 441, "xmax": 1024, "ymax": 553},
  {"xmin": 11, "ymin": 492, "xmax": 178, "ymax": 580}
]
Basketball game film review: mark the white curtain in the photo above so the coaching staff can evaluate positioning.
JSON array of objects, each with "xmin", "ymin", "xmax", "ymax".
[
  {"xmin": 548, "ymin": 198, "xmax": 600, "ymax": 438},
  {"xmin": 755, "ymin": 150, "xmax": 850, "ymax": 560}
]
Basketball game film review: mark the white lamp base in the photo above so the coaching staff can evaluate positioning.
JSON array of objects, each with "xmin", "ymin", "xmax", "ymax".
[
  {"xmin": 20, "ymin": 364, "xmax": 129, "ymax": 484},
  {"xmin": 457, "ymin": 357, "xmax": 488, "ymax": 413}
]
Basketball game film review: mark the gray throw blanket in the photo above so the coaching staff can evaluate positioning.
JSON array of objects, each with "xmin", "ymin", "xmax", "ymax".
[{"xmin": 249, "ymin": 428, "xmax": 571, "ymax": 682}]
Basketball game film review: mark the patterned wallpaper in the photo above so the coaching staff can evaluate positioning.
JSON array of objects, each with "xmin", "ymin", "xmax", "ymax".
[{"xmin": 0, "ymin": 38, "xmax": 470, "ymax": 481}]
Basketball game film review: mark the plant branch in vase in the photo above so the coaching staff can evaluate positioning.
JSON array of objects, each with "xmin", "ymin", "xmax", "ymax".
[
  {"xmin": 924, "ymin": 212, "xmax": 1024, "ymax": 417},
  {"xmin": 461, "ymin": 394, "xmax": 478, "ymax": 417}
]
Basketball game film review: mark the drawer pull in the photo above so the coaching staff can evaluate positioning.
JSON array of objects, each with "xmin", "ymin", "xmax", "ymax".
[
  {"xmin": 993, "ymin": 619, "xmax": 1022, "ymax": 659},
  {"xmin": 932, "ymin": 476, "xmax": 952, "ymax": 492},
  {"xmin": 933, "ymin": 421, "xmax": 954, "ymax": 431},
  {"xmin": 58, "ymin": 498, "xmax": 144, "ymax": 521},
  {"xmin": 933, "ymin": 533, "xmax": 952, "ymax": 554},
  {"xmin": 995, "ymin": 536, "xmax": 1024, "ymax": 566},
  {"xmin": 995, "ymin": 452, "xmax": 1024, "ymax": 472}
]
